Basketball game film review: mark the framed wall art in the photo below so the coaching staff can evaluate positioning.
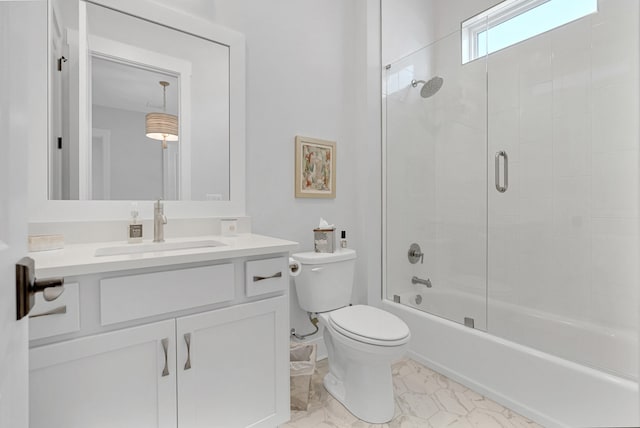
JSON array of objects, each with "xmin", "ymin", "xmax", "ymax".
[{"xmin": 294, "ymin": 136, "xmax": 336, "ymax": 198}]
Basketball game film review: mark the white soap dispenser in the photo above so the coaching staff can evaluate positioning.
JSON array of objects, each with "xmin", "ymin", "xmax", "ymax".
[{"xmin": 128, "ymin": 202, "xmax": 143, "ymax": 243}]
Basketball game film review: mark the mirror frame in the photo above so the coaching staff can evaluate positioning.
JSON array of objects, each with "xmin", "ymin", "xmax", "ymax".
[{"xmin": 30, "ymin": 0, "xmax": 245, "ymax": 221}]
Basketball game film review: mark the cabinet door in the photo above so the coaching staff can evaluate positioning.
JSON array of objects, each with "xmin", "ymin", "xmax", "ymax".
[
  {"xmin": 30, "ymin": 320, "xmax": 177, "ymax": 428},
  {"xmin": 177, "ymin": 296, "xmax": 289, "ymax": 428}
]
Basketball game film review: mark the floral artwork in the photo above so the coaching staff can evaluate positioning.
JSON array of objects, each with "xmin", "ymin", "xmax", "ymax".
[
  {"xmin": 302, "ymin": 144, "xmax": 331, "ymax": 191},
  {"xmin": 295, "ymin": 136, "xmax": 336, "ymax": 198}
]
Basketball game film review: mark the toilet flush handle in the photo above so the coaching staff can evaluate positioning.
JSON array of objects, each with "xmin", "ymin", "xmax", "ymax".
[{"xmin": 311, "ymin": 267, "xmax": 323, "ymax": 272}]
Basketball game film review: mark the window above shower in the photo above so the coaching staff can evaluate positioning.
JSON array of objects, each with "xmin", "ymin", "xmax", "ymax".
[{"xmin": 461, "ymin": 0, "xmax": 598, "ymax": 64}]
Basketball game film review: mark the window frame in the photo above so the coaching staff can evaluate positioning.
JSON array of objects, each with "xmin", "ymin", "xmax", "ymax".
[{"xmin": 461, "ymin": 0, "xmax": 596, "ymax": 64}]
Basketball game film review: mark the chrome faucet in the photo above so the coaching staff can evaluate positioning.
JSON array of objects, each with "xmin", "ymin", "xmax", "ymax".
[{"xmin": 153, "ymin": 199, "xmax": 167, "ymax": 242}]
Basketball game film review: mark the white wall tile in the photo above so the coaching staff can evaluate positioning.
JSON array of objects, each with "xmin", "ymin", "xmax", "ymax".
[
  {"xmin": 519, "ymin": 83, "xmax": 553, "ymax": 146},
  {"xmin": 488, "ymin": 50, "xmax": 520, "ymax": 113},
  {"xmin": 591, "ymin": 217, "xmax": 639, "ymax": 296},
  {"xmin": 552, "ymin": 51, "xmax": 590, "ymax": 118},
  {"xmin": 519, "ymin": 143, "xmax": 553, "ymax": 198},
  {"xmin": 518, "ymin": 34, "xmax": 553, "ymax": 87},
  {"xmin": 592, "ymin": 151, "xmax": 639, "ymax": 218},
  {"xmin": 489, "ymin": 108, "xmax": 519, "ymax": 163},
  {"xmin": 591, "ymin": 82, "xmax": 639, "ymax": 153},
  {"xmin": 553, "ymin": 114, "xmax": 591, "ymax": 178},
  {"xmin": 591, "ymin": 19, "xmax": 638, "ymax": 89},
  {"xmin": 553, "ymin": 177, "xmax": 591, "ymax": 239},
  {"xmin": 488, "ymin": 214, "xmax": 520, "ymax": 304},
  {"xmin": 549, "ymin": 237, "xmax": 591, "ymax": 320}
]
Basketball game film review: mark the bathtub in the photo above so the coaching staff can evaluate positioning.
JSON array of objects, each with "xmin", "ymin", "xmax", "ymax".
[{"xmin": 382, "ymin": 295, "xmax": 639, "ymax": 428}]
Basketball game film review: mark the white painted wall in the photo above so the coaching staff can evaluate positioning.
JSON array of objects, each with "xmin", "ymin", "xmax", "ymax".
[
  {"xmin": 150, "ymin": 0, "xmax": 378, "ymax": 336},
  {"xmin": 382, "ymin": 0, "xmax": 501, "ymax": 65}
]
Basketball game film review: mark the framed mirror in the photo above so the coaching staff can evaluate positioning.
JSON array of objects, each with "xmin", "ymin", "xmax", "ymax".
[{"xmin": 31, "ymin": 0, "xmax": 245, "ymax": 221}]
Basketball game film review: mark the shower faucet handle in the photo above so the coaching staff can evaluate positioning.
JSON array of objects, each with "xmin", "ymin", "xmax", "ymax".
[{"xmin": 408, "ymin": 243, "xmax": 424, "ymax": 264}]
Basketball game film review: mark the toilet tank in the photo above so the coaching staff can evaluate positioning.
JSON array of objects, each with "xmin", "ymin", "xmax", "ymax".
[{"xmin": 291, "ymin": 249, "xmax": 356, "ymax": 313}]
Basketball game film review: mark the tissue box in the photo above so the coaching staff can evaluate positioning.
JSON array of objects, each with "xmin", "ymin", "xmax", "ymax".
[
  {"xmin": 313, "ymin": 228, "xmax": 335, "ymax": 253},
  {"xmin": 28, "ymin": 234, "xmax": 64, "ymax": 252}
]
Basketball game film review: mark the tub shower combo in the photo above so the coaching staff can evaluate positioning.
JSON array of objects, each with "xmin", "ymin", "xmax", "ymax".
[{"xmin": 382, "ymin": 1, "xmax": 639, "ymax": 426}]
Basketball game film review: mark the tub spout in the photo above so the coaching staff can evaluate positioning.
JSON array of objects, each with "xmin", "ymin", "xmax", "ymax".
[{"xmin": 411, "ymin": 276, "xmax": 432, "ymax": 288}]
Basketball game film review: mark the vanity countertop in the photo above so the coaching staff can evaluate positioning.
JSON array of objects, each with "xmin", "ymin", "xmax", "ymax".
[{"xmin": 30, "ymin": 234, "xmax": 298, "ymax": 277}]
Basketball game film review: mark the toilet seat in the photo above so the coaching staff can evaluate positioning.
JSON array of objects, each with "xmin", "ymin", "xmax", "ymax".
[{"xmin": 328, "ymin": 305, "xmax": 410, "ymax": 347}]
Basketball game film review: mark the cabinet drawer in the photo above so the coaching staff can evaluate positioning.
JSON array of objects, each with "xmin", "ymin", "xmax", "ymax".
[
  {"xmin": 245, "ymin": 257, "xmax": 288, "ymax": 297},
  {"xmin": 30, "ymin": 282, "xmax": 80, "ymax": 340},
  {"xmin": 100, "ymin": 264, "xmax": 235, "ymax": 325}
]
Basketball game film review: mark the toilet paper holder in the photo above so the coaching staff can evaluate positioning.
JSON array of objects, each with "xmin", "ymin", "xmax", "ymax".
[
  {"xmin": 288, "ymin": 257, "xmax": 302, "ymax": 277},
  {"xmin": 289, "ymin": 262, "xmax": 299, "ymax": 273}
]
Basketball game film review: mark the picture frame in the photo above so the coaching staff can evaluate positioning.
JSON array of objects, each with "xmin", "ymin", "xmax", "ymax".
[{"xmin": 294, "ymin": 136, "xmax": 336, "ymax": 198}]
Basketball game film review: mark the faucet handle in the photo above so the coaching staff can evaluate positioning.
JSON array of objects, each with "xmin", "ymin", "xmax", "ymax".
[{"xmin": 408, "ymin": 243, "xmax": 424, "ymax": 264}]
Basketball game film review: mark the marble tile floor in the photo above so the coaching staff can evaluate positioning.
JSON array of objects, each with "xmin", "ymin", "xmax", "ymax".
[{"xmin": 282, "ymin": 358, "xmax": 543, "ymax": 428}]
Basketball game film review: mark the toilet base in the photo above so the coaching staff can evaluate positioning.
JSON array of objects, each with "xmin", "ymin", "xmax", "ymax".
[
  {"xmin": 321, "ymin": 326, "xmax": 402, "ymax": 424},
  {"xmin": 315, "ymin": 309, "xmax": 408, "ymax": 424},
  {"xmin": 322, "ymin": 372, "xmax": 346, "ymax": 407},
  {"xmin": 322, "ymin": 361, "xmax": 397, "ymax": 424}
]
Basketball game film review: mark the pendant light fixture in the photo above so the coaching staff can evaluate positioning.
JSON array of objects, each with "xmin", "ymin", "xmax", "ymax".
[{"xmin": 145, "ymin": 80, "xmax": 178, "ymax": 149}]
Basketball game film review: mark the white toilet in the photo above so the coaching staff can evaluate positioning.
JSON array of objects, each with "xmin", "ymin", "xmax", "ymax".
[{"xmin": 291, "ymin": 249, "xmax": 410, "ymax": 423}]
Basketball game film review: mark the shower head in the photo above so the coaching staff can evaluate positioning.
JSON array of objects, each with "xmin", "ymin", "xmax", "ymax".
[{"xmin": 411, "ymin": 76, "xmax": 444, "ymax": 98}]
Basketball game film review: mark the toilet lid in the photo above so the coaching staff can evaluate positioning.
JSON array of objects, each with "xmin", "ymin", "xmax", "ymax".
[{"xmin": 328, "ymin": 305, "xmax": 410, "ymax": 346}]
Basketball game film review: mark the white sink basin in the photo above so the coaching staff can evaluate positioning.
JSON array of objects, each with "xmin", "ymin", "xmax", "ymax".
[{"xmin": 94, "ymin": 240, "xmax": 225, "ymax": 257}]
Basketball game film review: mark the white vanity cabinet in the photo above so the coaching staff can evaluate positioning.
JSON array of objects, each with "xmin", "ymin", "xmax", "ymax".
[
  {"xmin": 177, "ymin": 296, "xmax": 288, "ymax": 428},
  {"xmin": 30, "ymin": 320, "xmax": 177, "ymax": 428},
  {"xmin": 28, "ymin": 242, "xmax": 294, "ymax": 428}
]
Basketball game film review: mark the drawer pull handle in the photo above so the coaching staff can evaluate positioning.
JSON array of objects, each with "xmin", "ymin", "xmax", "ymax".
[
  {"xmin": 161, "ymin": 338, "xmax": 169, "ymax": 377},
  {"xmin": 30, "ymin": 305, "xmax": 67, "ymax": 318},
  {"xmin": 253, "ymin": 272, "xmax": 282, "ymax": 282},
  {"xmin": 184, "ymin": 333, "xmax": 192, "ymax": 370}
]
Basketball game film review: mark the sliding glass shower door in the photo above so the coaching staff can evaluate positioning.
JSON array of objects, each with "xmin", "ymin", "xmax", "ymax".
[{"xmin": 384, "ymin": 29, "xmax": 488, "ymax": 330}]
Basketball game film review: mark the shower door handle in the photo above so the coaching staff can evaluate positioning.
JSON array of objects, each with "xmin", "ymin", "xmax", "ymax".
[{"xmin": 495, "ymin": 151, "xmax": 508, "ymax": 193}]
